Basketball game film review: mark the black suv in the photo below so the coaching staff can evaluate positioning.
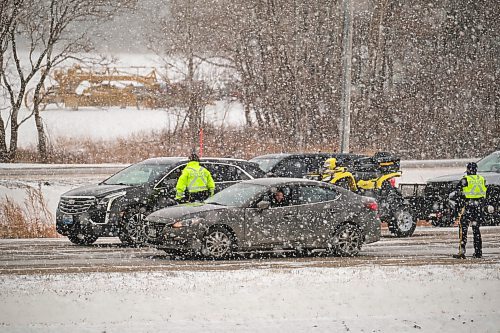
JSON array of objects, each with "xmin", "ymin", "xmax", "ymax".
[
  {"xmin": 424, "ymin": 150, "xmax": 500, "ymax": 226},
  {"xmin": 56, "ymin": 157, "xmax": 265, "ymax": 245},
  {"xmin": 250, "ymin": 153, "xmax": 366, "ymax": 178}
]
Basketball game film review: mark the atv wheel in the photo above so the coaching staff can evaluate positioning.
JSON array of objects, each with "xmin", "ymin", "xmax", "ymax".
[{"xmin": 389, "ymin": 207, "xmax": 417, "ymax": 237}]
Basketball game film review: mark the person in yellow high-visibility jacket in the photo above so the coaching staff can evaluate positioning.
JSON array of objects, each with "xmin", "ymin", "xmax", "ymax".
[
  {"xmin": 453, "ymin": 162, "xmax": 487, "ymax": 259},
  {"xmin": 175, "ymin": 153, "xmax": 215, "ymax": 203}
]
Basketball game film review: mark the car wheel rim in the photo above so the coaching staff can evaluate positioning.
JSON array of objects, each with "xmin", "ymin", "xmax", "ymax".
[
  {"xmin": 126, "ymin": 213, "xmax": 146, "ymax": 242},
  {"xmin": 396, "ymin": 211, "xmax": 414, "ymax": 232},
  {"xmin": 337, "ymin": 227, "xmax": 360, "ymax": 255},
  {"xmin": 205, "ymin": 231, "xmax": 231, "ymax": 258}
]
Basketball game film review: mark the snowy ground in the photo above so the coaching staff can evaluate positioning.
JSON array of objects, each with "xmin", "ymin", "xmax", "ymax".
[{"xmin": 1, "ymin": 265, "xmax": 499, "ymax": 332}]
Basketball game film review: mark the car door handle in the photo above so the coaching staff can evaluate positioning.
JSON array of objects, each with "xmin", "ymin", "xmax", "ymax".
[
  {"xmin": 283, "ymin": 213, "xmax": 294, "ymax": 219},
  {"xmin": 327, "ymin": 208, "xmax": 337, "ymax": 213}
]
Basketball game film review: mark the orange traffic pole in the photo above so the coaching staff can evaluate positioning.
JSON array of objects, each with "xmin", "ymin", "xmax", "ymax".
[{"xmin": 199, "ymin": 127, "xmax": 204, "ymax": 157}]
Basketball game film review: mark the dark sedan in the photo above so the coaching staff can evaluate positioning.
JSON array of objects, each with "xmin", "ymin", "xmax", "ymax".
[{"xmin": 145, "ymin": 178, "xmax": 381, "ymax": 259}]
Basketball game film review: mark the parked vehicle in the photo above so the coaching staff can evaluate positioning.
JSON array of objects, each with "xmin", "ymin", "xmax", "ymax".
[
  {"xmin": 145, "ymin": 178, "xmax": 381, "ymax": 259},
  {"xmin": 424, "ymin": 150, "xmax": 500, "ymax": 226},
  {"xmin": 56, "ymin": 157, "xmax": 265, "ymax": 245},
  {"xmin": 250, "ymin": 153, "xmax": 366, "ymax": 178},
  {"xmin": 398, "ymin": 183, "xmax": 430, "ymax": 220},
  {"xmin": 307, "ymin": 152, "xmax": 417, "ymax": 237}
]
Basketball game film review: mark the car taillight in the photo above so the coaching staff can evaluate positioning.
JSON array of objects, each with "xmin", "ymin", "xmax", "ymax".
[{"xmin": 362, "ymin": 198, "xmax": 378, "ymax": 211}]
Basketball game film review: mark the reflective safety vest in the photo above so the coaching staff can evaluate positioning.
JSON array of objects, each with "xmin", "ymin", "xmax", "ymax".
[
  {"xmin": 463, "ymin": 175, "xmax": 487, "ymax": 199},
  {"xmin": 175, "ymin": 161, "xmax": 215, "ymax": 200}
]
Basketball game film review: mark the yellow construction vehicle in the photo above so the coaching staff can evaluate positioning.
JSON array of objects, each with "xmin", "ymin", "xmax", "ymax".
[{"xmin": 24, "ymin": 65, "xmax": 214, "ymax": 111}]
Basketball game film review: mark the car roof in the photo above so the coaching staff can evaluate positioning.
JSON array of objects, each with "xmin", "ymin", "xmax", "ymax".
[
  {"xmin": 240, "ymin": 177, "xmax": 322, "ymax": 187},
  {"xmin": 139, "ymin": 156, "xmax": 253, "ymax": 165},
  {"xmin": 251, "ymin": 152, "xmax": 365, "ymax": 160}
]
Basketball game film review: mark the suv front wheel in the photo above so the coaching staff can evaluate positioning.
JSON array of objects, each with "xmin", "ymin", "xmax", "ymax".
[{"xmin": 118, "ymin": 208, "xmax": 148, "ymax": 246}]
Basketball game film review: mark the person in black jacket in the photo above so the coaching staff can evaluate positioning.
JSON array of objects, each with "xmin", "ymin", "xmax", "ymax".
[
  {"xmin": 452, "ymin": 162, "xmax": 487, "ymax": 259},
  {"xmin": 271, "ymin": 190, "xmax": 287, "ymax": 207}
]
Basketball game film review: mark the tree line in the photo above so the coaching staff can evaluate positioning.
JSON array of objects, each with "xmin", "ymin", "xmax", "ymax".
[
  {"xmin": 154, "ymin": 0, "xmax": 499, "ymax": 158},
  {"xmin": 1, "ymin": 0, "xmax": 498, "ymax": 162}
]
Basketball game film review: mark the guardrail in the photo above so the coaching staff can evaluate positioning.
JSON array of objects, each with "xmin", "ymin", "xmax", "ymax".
[
  {"xmin": 0, "ymin": 158, "xmax": 476, "ymax": 176},
  {"xmin": 400, "ymin": 158, "xmax": 476, "ymax": 168},
  {"xmin": 0, "ymin": 163, "xmax": 128, "ymax": 176}
]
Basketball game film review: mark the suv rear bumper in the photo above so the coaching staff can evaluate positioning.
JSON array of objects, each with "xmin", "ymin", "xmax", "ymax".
[{"xmin": 56, "ymin": 209, "xmax": 121, "ymax": 237}]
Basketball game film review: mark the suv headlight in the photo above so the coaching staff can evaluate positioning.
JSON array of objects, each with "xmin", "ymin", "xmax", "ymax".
[
  {"xmin": 97, "ymin": 191, "xmax": 126, "ymax": 211},
  {"xmin": 171, "ymin": 217, "xmax": 204, "ymax": 228}
]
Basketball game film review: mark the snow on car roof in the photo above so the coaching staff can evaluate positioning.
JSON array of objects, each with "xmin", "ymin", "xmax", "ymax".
[
  {"xmin": 140, "ymin": 156, "xmax": 251, "ymax": 164},
  {"xmin": 241, "ymin": 177, "xmax": 320, "ymax": 186}
]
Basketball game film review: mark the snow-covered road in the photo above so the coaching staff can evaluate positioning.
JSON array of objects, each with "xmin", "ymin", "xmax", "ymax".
[
  {"xmin": 1, "ymin": 227, "xmax": 500, "ymax": 275},
  {"xmin": 1, "ymin": 229, "xmax": 499, "ymax": 333}
]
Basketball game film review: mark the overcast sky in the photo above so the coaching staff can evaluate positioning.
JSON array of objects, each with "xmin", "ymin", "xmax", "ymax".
[{"xmin": 87, "ymin": 0, "xmax": 167, "ymax": 54}]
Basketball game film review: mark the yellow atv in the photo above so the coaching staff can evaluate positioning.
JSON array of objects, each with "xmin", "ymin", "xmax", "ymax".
[{"xmin": 307, "ymin": 154, "xmax": 417, "ymax": 237}]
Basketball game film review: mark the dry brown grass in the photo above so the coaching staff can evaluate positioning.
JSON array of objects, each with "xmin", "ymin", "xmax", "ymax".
[{"xmin": 0, "ymin": 185, "xmax": 58, "ymax": 238}]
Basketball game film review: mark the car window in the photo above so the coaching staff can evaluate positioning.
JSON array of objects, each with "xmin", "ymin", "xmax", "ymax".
[
  {"xmin": 250, "ymin": 157, "xmax": 282, "ymax": 173},
  {"xmin": 241, "ymin": 163, "xmax": 266, "ymax": 179},
  {"xmin": 206, "ymin": 183, "xmax": 266, "ymax": 207},
  {"xmin": 103, "ymin": 163, "xmax": 169, "ymax": 186},
  {"xmin": 296, "ymin": 185, "xmax": 339, "ymax": 204},
  {"xmin": 264, "ymin": 186, "xmax": 293, "ymax": 208},
  {"xmin": 156, "ymin": 165, "xmax": 184, "ymax": 188},
  {"xmin": 477, "ymin": 151, "xmax": 500, "ymax": 172},
  {"xmin": 274, "ymin": 158, "xmax": 307, "ymax": 177},
  {"xmin": 307, "ymin": 156, "xmax": 329, "ymax": 173},
  {"xmin": 205, "ymin": 163, "xmax": 250, "ymax": 182}
]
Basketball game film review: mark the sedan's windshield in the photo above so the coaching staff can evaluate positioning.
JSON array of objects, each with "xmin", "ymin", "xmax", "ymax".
[
  {"xmin": 206, "ymin": 183, "xmax": 266, "ymax": 207},
  {"xmin": 477, "ymin": 151, "xmax": 500, "ymax": 172},
  {"xmin": 250, "ymin": 157, "xmax": 282, "ymax": 173},
  {"xmin": 103, "ymin": 163, "xmax": 171, "ymax": 186}
]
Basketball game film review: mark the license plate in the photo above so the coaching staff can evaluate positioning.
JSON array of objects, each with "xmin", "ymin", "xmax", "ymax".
[{"xmin": 62, "ymin": 214, "xmax": 74, "ymax": 225}]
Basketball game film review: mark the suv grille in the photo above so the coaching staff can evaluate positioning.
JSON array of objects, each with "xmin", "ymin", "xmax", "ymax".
[{"xmin": 59, "ymin": 196, "xmax": 96, "ymax": 214}]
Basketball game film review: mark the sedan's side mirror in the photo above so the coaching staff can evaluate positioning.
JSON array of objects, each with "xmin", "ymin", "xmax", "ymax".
[{"xmin": 257, "ymin": 201, "xmax": 270, "ymax": 210}]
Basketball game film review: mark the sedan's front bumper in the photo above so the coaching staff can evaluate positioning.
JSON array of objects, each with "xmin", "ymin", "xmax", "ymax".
[{"xmin": 145, "ymin": 222, "xmax": 205, "ymax": 252}]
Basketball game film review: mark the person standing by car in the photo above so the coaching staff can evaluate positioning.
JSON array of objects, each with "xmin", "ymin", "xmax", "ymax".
[
  {"xmin": 175, "ymin": 153, "xmax": 215, "ymax": 203},
  {"xmin": 453, "ymin": 162, "xmax": 487, "ymax": 259}
]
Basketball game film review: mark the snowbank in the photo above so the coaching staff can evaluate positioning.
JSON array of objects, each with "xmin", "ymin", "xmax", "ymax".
[{"xmin": 0, "ymin": 265, "xmax": 498, "ymax": 332}]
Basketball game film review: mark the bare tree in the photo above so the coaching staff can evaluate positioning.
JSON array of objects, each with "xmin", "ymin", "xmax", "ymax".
[
  {"xmin": 0, "ymin": 0, "xmax": 137, "ymax": 162},
  {"xmin": 147, "ymin": 0, "xmax": 222, "ymax": 149},
  {"xmin": 0, "ymin": 0, "xmax": 24, "ymax": 161}
]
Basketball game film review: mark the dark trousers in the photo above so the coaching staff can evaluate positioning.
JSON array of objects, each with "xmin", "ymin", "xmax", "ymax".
[
  {"xmin": 458, "ymin": 202, "xmax": 483, "ymax": 256},
  {"xmin": 187, "ymin": 190, "xmax": 210, "ymax": 202}
]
